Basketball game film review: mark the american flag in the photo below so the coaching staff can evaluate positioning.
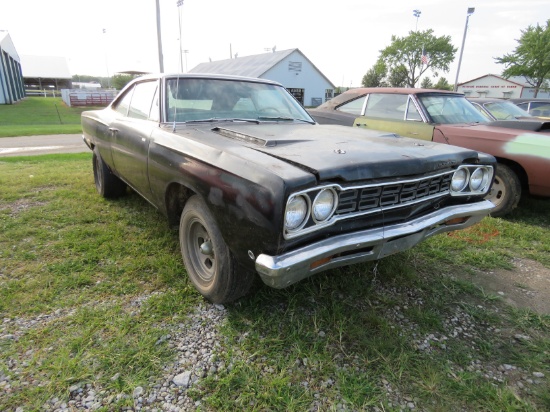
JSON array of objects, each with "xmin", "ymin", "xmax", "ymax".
[{"xmin": 421, "ymin": 48, "xmax": 429, "ymax": 65}]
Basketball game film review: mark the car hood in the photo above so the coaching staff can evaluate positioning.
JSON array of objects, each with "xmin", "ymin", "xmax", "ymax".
[{"xmin": 206, "ymin": 123, "xmax": 484, "ymax": 182}]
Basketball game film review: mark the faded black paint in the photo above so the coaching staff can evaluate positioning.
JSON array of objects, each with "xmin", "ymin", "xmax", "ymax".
[{"xmin": 82, "ymin": 75, "xmax": 496, "ymax": 276}]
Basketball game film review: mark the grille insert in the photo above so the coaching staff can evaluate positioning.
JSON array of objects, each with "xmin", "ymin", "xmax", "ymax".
[{"xmin": 336, "ymin": 172, "xmax": 452, "ymax": 216}]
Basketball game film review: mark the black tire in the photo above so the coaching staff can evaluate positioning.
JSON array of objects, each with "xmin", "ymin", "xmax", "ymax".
[
  {"xmin": 179, "ymin": 195, "xmax": 254, "ymax": 303},
  {"xmin": 486, "ymin": 163, "xmax": 521, "ymax": 217},
  {"xmin": 92, "ymin": 149, "xmax": 126, "ymax": 198}
]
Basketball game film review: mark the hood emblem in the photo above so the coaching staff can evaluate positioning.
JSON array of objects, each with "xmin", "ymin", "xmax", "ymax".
[{"xmin": 334, "ymin": 149, "xmax": 346, "ymax": 154}]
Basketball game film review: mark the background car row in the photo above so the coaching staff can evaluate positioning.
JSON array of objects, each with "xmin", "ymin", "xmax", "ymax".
[{"xmin": 308, "ymin": 88, "xmax": 550, "ymax": 217}]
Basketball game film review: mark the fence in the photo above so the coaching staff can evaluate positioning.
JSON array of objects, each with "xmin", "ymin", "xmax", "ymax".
[{"xmin": 61, "ymin": 89, "xmax": 117, "ymax": 107}]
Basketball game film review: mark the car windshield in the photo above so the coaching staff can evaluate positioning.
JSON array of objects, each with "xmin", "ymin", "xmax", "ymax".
[
  {"xmin": 484, "ymin": 101, "xmax": 533, "ymax": 120},
  {"xmin": 419, "ymin": 94, "xmax": 489, "ymax": 124},
  {"xmin": 165, "ymin": 78, "xmax": 314, "ymax": 124}
]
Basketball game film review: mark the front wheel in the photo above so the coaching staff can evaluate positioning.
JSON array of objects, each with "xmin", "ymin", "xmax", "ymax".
[
  {"xmin": 179, "ymin": 196, "xmax": 254, "ymax": 303},
  {"xmin": 485, "ymin": 163, "xmax": 521, "ymax": 217}
]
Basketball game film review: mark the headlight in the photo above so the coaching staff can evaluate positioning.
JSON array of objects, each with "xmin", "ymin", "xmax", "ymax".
[
  {"xmin": 285, "ymin": 195, "xmax": 309, "ymax": 231},
  {"xmin": 450, "ymin": 168, "xmax": 469, "ymax": 193},
  {"xmin": 470, "ymin": 167, "xmax": 490, "ymax": 192},
  {"xmin": 312, "ymin": 189, "xmax": 337, "ymax": 222},
  {"xmin": 450, "ymin": 165, "xmax": 493, "ymax": 196}
]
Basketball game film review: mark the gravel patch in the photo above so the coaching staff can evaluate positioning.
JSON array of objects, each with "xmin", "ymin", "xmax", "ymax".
[{"xmin": 2, "ymin": 281, "xmax": 547, "ymax": 411}]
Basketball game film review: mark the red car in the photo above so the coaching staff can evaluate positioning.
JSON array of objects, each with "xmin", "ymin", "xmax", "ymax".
[{"xmin": 309, "ymin": 88, "xmax": 550, "ymax": 216}]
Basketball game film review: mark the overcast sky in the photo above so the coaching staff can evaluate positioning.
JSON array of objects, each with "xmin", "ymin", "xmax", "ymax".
[{"xmin": 1, "ymin": 0, "xmax": 548, "ymax": 87}]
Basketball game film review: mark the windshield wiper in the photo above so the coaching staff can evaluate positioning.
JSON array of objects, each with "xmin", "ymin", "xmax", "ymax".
[
  {"xmin": 184, "ymin": 118, "xmax": 260, "ymax": 124},
  {"xmin": 257, "ymin": 116, "xmax": 315, "ymax": 124}
]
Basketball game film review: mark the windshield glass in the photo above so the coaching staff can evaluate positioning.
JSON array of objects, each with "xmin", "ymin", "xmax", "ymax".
[
  {"xmin": 484, "ymin": 101, "xmax": 533, "ymax": 120},
  {"xmin": 165, "ymin": 78, "xmax": 313, "ymax": 123},
  {"xmin": 419, "ymin": 94, "xmax": 489, "ymax": 124}
]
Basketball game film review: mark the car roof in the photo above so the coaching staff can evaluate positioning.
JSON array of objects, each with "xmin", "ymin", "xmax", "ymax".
[
  {"xmin": 317, "ymin": 87, "xmax": 463, "ymax": 110},
  {"xmin": 127, "ymin": 73, "xmax": 283, "ymax": 87},
  {"xmin": 507, "ymin": 98, "xmax": 550, "ymax": 104},
  {"xmin": 467, "ymin": 98, "xmax": 511, "ymax": 104}
]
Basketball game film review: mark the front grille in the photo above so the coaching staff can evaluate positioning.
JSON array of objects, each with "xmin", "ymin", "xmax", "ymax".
[{"xmin": 336, "ymin": 172, "xmax": 452, "ymax": 216}]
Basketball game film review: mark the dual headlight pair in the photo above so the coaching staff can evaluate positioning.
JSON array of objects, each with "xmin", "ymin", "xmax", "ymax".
[
  {"xmin": 285, "ymin": 187, "xmax": 337, "ymax": 236},
  {"xmin": 284, "ymin": 165, "xmax": 494, "ymax": 239},
  {"xmin": 449, "ymin": 165, "xmax": 493, "ymax": 195}
]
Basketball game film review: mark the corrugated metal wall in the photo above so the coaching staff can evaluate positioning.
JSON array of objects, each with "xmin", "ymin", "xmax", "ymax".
[{"xmin": 0, "ymin": 34, "xmax": 25, "ymax": 105}]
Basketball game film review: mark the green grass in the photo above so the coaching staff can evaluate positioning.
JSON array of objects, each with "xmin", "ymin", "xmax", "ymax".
[
  {"xmin": 1, "ymin": 154, "xmax": 549, "ymax": 410},
  {"xmin": 0, "ymin": 97, "xmax": 99, "ymax": 137}
]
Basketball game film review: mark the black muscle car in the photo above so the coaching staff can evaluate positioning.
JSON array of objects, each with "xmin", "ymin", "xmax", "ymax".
[{"xmin": 82, "ymin": 74, "xmax": 495, "ymax": 303}]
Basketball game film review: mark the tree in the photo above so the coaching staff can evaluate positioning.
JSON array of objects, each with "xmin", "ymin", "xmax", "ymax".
[
  {"xmin": 387, "ymin": 65, "xmax": 408, "ymax": 87},
  {"xmin": 495, "ymin": 20, "xmax": 550, "ymax": 97},
  {"xmin": 111, "ymin": 74, "xmax": 136, "ymax": 90},
  {"xmin": 362, "ymin": 59, "xmax": 388, "ymax": 87},
  {"xmin": 379, "ymin": 30, "xmax": 457, "ymax": 88},
  {"xmin": 421, "ymin": 77, "xmax": 434, "ymax": 89},
  {"xmin": 434, "ymin": 77, "xmax": 452, "ymax": 91}
]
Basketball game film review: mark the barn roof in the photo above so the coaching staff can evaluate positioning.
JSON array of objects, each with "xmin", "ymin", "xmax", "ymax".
[
  {"xmin": 0, "ymin": 30, "xmax": 20, "ymax": 61},
  {"xmin": 20, "ymin": 55, "xmax": 72, "ymax": 79}
]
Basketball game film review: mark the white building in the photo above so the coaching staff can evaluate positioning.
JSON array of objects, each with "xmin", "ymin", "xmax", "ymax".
[
  {"xmin": 457, "ymin": 74, "xmax": 550, "ymax": 99},
  {"xmin": 20, "ymin": 55, "xmax": 72, "ymax": 91},
  {"xmin": 0, "ymin": 30, "xmax": 25, "ymax": 104},
  {"xmin": 189, "ymin": 48, "xmax": 335, "ymax": 107}
]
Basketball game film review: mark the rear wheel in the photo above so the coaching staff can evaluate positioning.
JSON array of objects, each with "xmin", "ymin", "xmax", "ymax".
[
  {"xmin": 179, "ymin": 195, "xmax": 254, "ymax": 303},
  {"xmin": 486, "ymin": 163, "xmax": 521, "ymax": 217},
  {"xmin": 92, "ymin": 149, "xmax": 126, "ymax": 198}
]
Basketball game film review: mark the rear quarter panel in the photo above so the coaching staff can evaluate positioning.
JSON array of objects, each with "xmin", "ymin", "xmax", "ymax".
[{"xmin": 81, "ymin": 109, "xmax": 119, "ymax": 170}]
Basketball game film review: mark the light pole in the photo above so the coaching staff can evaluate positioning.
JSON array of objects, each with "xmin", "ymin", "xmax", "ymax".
[
  {"xmin": 177, "ymin": 0, "xmax": 184, "ymax": 72},
  {"xmin": 413, "ymin": 9, "xmax": 421, "ymax": 31},
  {"xmin": 183, "ymin": 50, "xmax": 189, "ymax": 72},
  {"xmin": 102, "ymin": 28, "xmax": 111, "ymax": 88},
  {"xmin": 454, "ymin": 7, "xmax": 475, "ymax": 91}
]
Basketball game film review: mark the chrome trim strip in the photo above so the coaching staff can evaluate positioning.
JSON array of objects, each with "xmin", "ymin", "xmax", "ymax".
[{"xmin": 258, "ymin": 200, "xmax": 494, "ymax": 289}]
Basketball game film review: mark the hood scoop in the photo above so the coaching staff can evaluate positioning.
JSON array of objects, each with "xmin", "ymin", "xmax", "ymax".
[{"xmin": 212, "ymin": 127, "xmax": 274, "ymax": 147}]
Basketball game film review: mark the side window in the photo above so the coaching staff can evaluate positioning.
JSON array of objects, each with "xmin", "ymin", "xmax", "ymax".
[
  {"xmin": 365, "ymin": 94, "xmax": 408, "ymax": 120},
  {"xmin": 113, "ymin": 88, "xmax": 134, "ymax": 116},
  {"xmin": 515, "ymin": 102, "xmax": 528, "ymax": 111},
  {"xmin": 337, "ymin": 96, "xmax": 367, "ymax": 115},
  {"xmin": 149, "ymin": 85, "xmax": 160, "ymax": 122},
  {"xmin": 128, "ymin": 81, "xmax": 158, "ymax": 120},
  {"xmin": 475, "ymin": 104, "xmax": 493, "ymax": 120},
  {"xmin": 405, "ymin": 98, "xmax": 422, "ymax": 121}
]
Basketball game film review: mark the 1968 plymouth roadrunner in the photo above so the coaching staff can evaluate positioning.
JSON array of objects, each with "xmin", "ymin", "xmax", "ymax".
[{"xmin": 82, "ymin": 74, "xmax": 495, "ymax": 303}]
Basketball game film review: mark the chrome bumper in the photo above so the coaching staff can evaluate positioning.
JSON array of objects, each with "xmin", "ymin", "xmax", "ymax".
[{"xmin": 255, "ymin": 200, "xmax": 494, "ymax": 289}]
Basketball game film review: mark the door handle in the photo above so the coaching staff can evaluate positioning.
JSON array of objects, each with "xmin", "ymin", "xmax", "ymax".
[{"xmin": 108, "ymin": 127, "xmax": 119, "ymax": 133}]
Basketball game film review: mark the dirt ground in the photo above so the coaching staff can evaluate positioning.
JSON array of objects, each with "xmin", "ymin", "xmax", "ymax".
[{"xmin": 453, "ymin": 257, "xmax": 550, "ymax": 315}]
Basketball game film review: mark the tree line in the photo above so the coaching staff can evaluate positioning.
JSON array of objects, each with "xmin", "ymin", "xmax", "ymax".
[
  {"xmin": 362, "ymin": 19, "xmax": 550, "ymax": 96},
  {"xmin": 71, "ymin": 74, "xmax": 137, "ymax": 90}
]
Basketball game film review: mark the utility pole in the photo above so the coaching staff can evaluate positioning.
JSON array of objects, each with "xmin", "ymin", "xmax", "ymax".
[{"xmin": 156, "ymin": 0, "xmax": 164, "ymax": 73}]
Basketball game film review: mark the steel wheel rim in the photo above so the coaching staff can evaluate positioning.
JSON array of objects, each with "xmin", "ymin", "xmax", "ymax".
[
  {"xmin": 488, "ymin": 174, "xmax": 506, "ymax": 207},
  {"xmin": 186, "ymin": 218, "xmax": 216, "ymax": 283}
]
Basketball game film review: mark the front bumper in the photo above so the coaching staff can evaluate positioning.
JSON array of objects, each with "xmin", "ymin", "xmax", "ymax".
[{"xmin": 255, "ymin": 200, "xmax": 494, "ymax": 289}]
